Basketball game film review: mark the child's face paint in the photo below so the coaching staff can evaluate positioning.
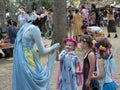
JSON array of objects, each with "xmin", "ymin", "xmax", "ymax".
[{"xmin": 65, "ymin": 41, "xmax": 74, "ymax": 52}]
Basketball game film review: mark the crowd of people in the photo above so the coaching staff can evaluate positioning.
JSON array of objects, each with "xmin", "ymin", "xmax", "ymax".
[
  {"xmin": 67, "ymin": 4, "xmax": 119, "ymax": 40},
  {"xmin": 0, "ymin": 3, "xmax": 119, "ymax": 90}
]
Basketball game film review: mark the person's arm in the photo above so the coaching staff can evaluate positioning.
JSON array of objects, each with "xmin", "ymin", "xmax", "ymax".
[
  {"xmin": 86, "ymin": 52, "xmax": 96, "ymax": 87},
  {"xmin": 92, "ymin": 59, "xmax": 104, "ymax": 79},
  {"xmin": 56, "ymin": 50, "xmax": 60, "ymax": 61},
  {"xmin": 30, "ymin": 26, "xmax": 60, "ymax": 55}
]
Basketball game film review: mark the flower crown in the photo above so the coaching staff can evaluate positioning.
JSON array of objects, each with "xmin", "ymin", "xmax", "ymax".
[
  {"xmin": 63, "ymin": 37, "xmax": 78, "ymax": 47},
  {"xmin": 92, "ymin": 40, "xmax": 106, "ymax": 51}
]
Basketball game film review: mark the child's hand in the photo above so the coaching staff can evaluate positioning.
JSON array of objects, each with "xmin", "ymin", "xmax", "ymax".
[
  {"xmin": 75, "ymin": 71, "xmax": 82, "ymax": 76},
  {"xmin": 92, "ymin": 72, "xmax": 97, "ymax": 79}
]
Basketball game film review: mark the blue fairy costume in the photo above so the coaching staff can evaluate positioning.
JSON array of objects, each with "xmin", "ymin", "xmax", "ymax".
[
  {"xmin": 12, "ymin": 22, "xmax": 59, "ymax": 90},
  {"xmin": 103, "ymin": 49, "xmax": 117, "ymax": 90},
  {"xmin": 96, "ymin": 49, "xmax": 117, "ymax": 90},
  {"xmin": 56, "ymin": 50, "xmax": 83, "ymax": 90}
]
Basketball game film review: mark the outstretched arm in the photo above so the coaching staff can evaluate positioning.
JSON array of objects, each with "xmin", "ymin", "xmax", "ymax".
[{"xmin": 31, "ymin": 26, "xmax": 60, "ymax": 55}]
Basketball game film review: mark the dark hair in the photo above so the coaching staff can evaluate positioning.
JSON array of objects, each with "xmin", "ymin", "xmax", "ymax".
[
  {"xmin": 91, "ymin": 4, "xmax": 96, "ymax": 9},
  {"xmin": 49, "ymin": 8, "xmax": 53, "ymax": 12},
  {"xmin": 80, "ymin": 35, "xmax": 93, "ymax": 48},
  {"xmin": 96, "ymin": 37, "xmax": 112, "ymax": 59},
  {"xmin": 75, "ymin": 9, "xmax": 79, "ymax": 13},
  {"xmin": 7, "ymin": 19, "xmax": 17, "ymax": 27},
  {"xmin": 81, "ymin": 4, "xmax": 85, "ymax": 9},
  {"xmin": 81, "ymin": 24, "xmax": 87, "ymax": 30},
  {"xmin": 20, "ymin": 6, "xmax": 26, "ymax": 11}
]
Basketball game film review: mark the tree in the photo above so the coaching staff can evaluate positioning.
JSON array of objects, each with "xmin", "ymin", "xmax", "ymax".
[
  {"xmin": 115, "ymin": 0, "xmax": 120, "ymax": 4},
  {"xmin": 0, "ymin": 0, "xmax": 6, "ymax": 32},
  {"xmin": 52, "ymin": 0, "xmax": 67, "ymax": 49}
]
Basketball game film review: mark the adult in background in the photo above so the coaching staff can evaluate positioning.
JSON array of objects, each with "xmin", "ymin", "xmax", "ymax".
[
  {"xmin": 81, "ymin": 4, "xmax": 89, "ymax": 27},
  {"xmin": 5, "ymin": 19, "xmax": 18, "ymax": 44},
  {"xmin": 90, "ymin": 4, "xmax": 100, "ymax": 26},
  {"xmin": 18, "ymin": 6, "xmax": 29, "ymax": 27},
  {"xmin": 72, "ymin": 9, "xmax": 83, "ymax": 41},
  {"xmin": 12, "ymin": 11, "xmax": 60, "ymax": 90},
  {"xmin": 107, "ymin": 6, "xmax": 118, "ymax": 38},
  {"xmin": 45, "ymin": 9, "xmax": 54, "ymax": 39}
]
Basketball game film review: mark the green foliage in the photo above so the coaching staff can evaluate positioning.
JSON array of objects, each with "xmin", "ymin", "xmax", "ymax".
[
  {"xmin": 42, "ymin": 0, "xmax": 53, "ymax": 10},
  {"xmin": 4, "ymin": 0, "xmax": 9, "ymax": 10},
  {"xmin": 80, "ymin": 0, "xmax": 88, "ymax": 4},
  {"xmin": 115, "ymin": 0, "xmax": 120, "ymax": 4}
]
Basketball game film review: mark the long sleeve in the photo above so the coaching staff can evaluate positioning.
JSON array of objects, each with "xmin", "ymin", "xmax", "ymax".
[{"xmin": 30, "ymin": 26, "xmax": 55, "ymax": 55}]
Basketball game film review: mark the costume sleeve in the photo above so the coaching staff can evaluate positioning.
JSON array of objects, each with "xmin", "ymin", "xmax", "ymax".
[{"xmin": 30, "ymin": 26, "xmax": 55, "ymax": 55}]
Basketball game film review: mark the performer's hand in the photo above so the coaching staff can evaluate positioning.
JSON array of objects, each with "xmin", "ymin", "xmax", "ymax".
[{"xmin": 52, "ymin": 43, "xmax": 60, "ymax": 50}]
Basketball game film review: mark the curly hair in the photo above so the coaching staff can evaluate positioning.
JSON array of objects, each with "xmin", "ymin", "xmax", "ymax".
[{"xmin": 96, "ymin": 37, "xmax": 112, "ymax": 59}]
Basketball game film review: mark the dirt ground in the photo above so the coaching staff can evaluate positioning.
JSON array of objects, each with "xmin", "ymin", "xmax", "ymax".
[{"xmin": 0, "ymin": 27, "xmax": 120, "ymax": 90}]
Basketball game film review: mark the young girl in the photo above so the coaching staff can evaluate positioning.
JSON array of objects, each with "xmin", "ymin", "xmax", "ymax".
[
  {"xmin": 56, "ymin": 37, "xmax": 83, "ymax": 90},
  {"xmin": 79, "ymin": 35, "xmax": 98, "ymax": 90},
  {"xmin": 92, "ymin": 37, "xmax": 117, "ymax": 90}
]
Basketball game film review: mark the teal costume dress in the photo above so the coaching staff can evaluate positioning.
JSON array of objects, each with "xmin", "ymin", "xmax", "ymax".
[{"xmin": 12, "ymin": 23, "xmax": 59, "ymax": 90}]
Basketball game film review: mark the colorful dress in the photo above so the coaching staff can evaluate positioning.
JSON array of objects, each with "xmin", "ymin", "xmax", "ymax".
[
  {"xmin": 12, "ymin": 23, "xmax": 57, "ymax": 90},
  {"xmin": 56, "ymin": 50, "xmax": 82, "ymax": 90},
  {"xmin": 96, "ymin": 50, "xmax": 117, "ymax": 90}
]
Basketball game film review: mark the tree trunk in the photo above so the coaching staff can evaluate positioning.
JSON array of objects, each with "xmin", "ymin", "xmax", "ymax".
[
  {"xmin": 0, "ymin": 0, "xmax": 6, "ymax": 32},
  {"xmin": 8, "ymin": 4, "xmax": 17, "ymax": 22},
  {"xmin": 52, "ymin": 0, "xmax": 67, "ymax": 49}
]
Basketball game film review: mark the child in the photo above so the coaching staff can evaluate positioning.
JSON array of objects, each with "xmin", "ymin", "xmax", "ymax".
[
  {"xmin": 91, "ymin": 39, "xmax": 105, "ymax": 90},
  {"xmin": 92, "ymin": 37, "xmax": 117, "ymax": 90},
  {"xmin": 79, "ymin": 35, "xmax": 98, "ymax": 90},
  {"xmin": 81, "ymin": 25, "xmax": 104, "ymax": 38},
  {"xmin": 56, "ymin": 37, "xmax": 83, "ymax": 90}
]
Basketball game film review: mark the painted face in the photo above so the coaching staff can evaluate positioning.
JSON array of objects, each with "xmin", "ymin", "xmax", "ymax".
[{"xmin": 65, "ymin": 41, "xmax": 74, "ymax": 52}]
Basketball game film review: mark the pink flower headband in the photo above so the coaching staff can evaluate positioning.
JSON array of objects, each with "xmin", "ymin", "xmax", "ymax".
[{"xmin": 63, "ymin": 37, "xmax": 78, "ymax": 47}]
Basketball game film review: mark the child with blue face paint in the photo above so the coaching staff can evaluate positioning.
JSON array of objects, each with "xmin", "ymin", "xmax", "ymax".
[{"xmin": 56, "ymin": 37, "xmax": 83, "ymax": 90}]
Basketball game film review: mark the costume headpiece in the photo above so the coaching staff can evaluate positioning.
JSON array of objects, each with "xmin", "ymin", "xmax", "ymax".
[
  {"xmin": 63, "ymin": 37, "xmax": 78, "ymax": 47},
  {"xmin": 92, "ymin": 40, "xmax": 106, "ymax": 51},
  {"xmin": 28, "ymin": 11, "xmax": 46, "ymax": 22}
]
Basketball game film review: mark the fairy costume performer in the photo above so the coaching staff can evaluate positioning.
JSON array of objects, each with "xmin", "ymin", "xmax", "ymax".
[
  {"xmin": 56, "ymin": 38, "xmax": 83, "ymax": 90},
  {"xmin": 12, "ymin": 13, "xmax": 60, "ymax": 90}
]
